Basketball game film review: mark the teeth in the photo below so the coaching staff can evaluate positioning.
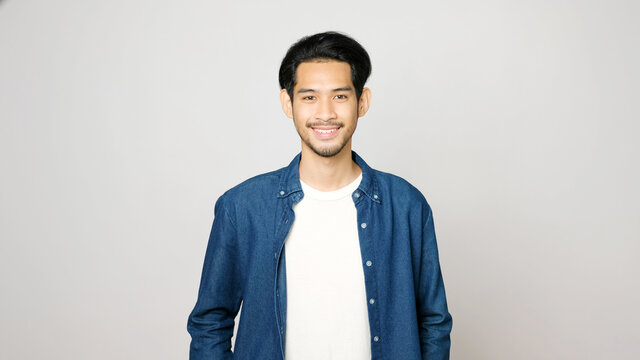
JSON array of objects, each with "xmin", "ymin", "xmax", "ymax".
[{"xmin": 315, "ymin": 129, "xmax": 336, "ymax": 134}]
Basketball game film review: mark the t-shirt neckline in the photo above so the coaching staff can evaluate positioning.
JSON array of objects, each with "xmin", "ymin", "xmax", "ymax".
[{"xmin": 299, "ymin": 173, "xmax": 363, "ymax": 201}]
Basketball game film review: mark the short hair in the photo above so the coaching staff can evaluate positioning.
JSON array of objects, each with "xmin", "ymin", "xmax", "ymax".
[{"xmin": 279, "ymin": 31, "xmax": 372, "ymax": 100}]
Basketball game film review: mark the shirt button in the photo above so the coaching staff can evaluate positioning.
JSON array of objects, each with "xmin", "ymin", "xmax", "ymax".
[
  {"xmin": 369, "ymin": 298, "xmax": 375, "ymax": 304},
  {"xmin": 373, "ymin": 194, "xmax": 378, "ymax": 199},
  {"xmin": 279, "ymin": 190, "xmax": 285, "ymax": 195},
  {"xmin": 361, "ymin": 223, "xmax": 367, "ymax": 229},
  {"xmin": 354, "ymin": 192, "xmax": 360, "ymax": 198},
  {"xmin": 366, "ymin": 260, "xmax": 372, "ymax": 267},
  {"xmin": 373, "ymin": 336, "xmax": 379, "ymax": 342}
]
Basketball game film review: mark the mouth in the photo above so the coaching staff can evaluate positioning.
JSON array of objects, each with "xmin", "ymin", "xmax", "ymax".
[{"xmin": 311, "ymin": 126, "xmax": 340, "ymax": 139}]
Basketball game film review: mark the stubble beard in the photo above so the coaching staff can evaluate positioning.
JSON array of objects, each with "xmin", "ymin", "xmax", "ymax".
[
  {"xmin": 304, "ymin": 136, "xmax": 348, "ymax": 158},
  {"xmin": 296, "ymin": 120, "xmax": 354, "ymax": 158}
]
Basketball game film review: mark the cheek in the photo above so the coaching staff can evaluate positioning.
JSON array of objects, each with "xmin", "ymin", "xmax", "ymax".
[
  {"xmin": 338, "ymin": 105, "xmax": 358, "ymax": 120},
  {"xmin": 293, "ymin": 106, "xmax": 313, "ymax": 121},
  {"xmin": 292, "ymin": 112, "xmax": 308, "ymax": 130}
]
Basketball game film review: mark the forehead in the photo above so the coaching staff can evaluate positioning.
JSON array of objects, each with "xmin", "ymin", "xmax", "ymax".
[{"xmin": 294, "ymin": 60, "xmax": 353, "ymax": 88}]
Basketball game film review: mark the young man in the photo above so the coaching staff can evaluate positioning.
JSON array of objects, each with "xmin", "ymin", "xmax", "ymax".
[{"xmin": 188, "ymin": 31, "xmax": 452, "ymax": 360}]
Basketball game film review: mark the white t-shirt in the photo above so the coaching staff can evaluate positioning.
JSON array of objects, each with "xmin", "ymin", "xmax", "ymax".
[{"xmin": 284, "ymin": 173, "xmax": 371, "ymax": 360}]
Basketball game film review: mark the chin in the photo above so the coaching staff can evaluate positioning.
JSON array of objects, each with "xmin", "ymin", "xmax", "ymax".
[
  {"xmin": 316, "ymin": 150, "xmax": 340, "ymax": 158},
  {"xmin": 310, "ymin": 143, "xmax": 348, "ymax": 158}
]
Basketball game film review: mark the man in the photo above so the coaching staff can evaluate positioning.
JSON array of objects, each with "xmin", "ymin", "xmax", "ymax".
[{"xmin": 188, "ymin": 31, "xmax": 452, "ymax": 360}]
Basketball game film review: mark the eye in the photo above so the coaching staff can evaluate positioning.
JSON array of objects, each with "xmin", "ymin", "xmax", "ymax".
[
  {"xmin": 334, "ymin": 94, "xmax": 348, "ymax": 101},
  {"xmin": 302, "ymin": 95, "xmax": 316, "ymax": 101}
]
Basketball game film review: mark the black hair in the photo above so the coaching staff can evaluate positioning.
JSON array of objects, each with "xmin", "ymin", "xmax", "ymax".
[{"xmin": 278, "ymin": 31, "xmax": 372, "ymax": 100}]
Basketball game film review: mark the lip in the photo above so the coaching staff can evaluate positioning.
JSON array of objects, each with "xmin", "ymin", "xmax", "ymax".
[{"xmin": 311, "ymin": 126, "xmax": 340, "ymax": 139}]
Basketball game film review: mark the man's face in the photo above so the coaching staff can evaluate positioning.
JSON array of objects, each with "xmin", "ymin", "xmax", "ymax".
[{"xmin": 280, "ymin": 60, "xmax": 370, "ymax": 158}]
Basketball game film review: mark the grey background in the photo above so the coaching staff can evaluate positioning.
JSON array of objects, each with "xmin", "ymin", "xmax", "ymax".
[{"xmin": 1, "ymin": 0, "xmax": 638, "ymax": 359}]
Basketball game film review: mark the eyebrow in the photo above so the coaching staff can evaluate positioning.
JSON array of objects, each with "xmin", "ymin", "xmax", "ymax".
[{"xmin": 296, "ymin": 86, "xmax": 354, "ymax": 94}]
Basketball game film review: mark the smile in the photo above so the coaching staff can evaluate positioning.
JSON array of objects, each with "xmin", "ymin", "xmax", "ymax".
[
  {"xmin": 311, "ymin": 126, "xmax": 340, "ymax": 139},
  {"xmin": 315, "ymin": 129, "xmax": 336, "ymax": 134}
]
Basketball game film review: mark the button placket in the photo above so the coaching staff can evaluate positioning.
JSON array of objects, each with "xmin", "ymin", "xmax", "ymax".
[{"xmin": 356, "ymin": 202, "xmax": 381, "ymax": 353}]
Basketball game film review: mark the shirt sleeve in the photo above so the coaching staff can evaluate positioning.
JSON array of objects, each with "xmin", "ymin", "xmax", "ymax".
[
  {"xmin": 418, "ymin": 207, "xmax": 453, "ymax": 359},
  {"xmin": 187, "ymin": 194, "xmax": 243, "ymax": 360}
]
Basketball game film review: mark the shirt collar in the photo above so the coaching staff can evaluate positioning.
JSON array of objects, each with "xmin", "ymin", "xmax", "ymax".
[{"xmin": 277, "ymin": 150, "xmax": 382, "ymax": 204}]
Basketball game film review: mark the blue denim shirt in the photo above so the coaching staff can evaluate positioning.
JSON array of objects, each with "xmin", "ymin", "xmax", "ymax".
[{"xmin": 188, "ymin": 151, "xmax": 452, "ymax": 359}]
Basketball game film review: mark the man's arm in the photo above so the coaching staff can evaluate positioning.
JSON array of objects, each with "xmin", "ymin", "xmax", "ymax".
[
  {"xmin": 187, "ymin": 194, "xmax": 243, "ymax": 359},
  {"xmin": 418, "ymin": 207, "xmax": 453, "ymax": 360}
]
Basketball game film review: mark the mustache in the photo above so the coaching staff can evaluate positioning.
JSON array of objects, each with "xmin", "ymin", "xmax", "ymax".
[{"xmin": 306, "ymin": 121, "xmax": 343, "ymax": 128}]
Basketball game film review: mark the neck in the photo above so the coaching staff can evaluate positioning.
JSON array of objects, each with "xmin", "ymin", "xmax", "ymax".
[{"xmin": 298, "ymin": 142, "xmax": 362, "ymax": 191}]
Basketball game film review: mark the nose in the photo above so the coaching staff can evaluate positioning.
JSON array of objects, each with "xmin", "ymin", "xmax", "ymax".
[{"xmin": 315, "ymin": 98, "xmax": 337, "ymax": 121}]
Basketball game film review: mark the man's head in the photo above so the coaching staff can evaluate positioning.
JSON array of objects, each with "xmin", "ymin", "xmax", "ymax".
[
  {"xmin": 279, "ymin": 32, "xmax": 372, "ymax": 158},
  {"xmin": 279, "ymin": 31, "xmax": 372, "ymax": 101}
]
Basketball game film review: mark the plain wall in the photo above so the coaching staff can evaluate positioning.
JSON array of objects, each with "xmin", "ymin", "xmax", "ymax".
[{"xmin": 1, "ymin": 0, "xmax": 638, "ymax": 359}]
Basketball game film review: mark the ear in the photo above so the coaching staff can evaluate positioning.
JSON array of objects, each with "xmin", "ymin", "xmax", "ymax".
[
  {"xmin": 280, "ymin": 89, "xmax": 293, "ymax": 119},
  {"xmin": 358, "ymin": 87, "xmax": 371, "ymax": 117}
]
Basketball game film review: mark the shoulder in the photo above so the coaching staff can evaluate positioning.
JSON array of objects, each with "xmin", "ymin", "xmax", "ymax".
[
  {"xmin": 219, "ymin": 166, "xmax": 285, "ymax": 201},
  {"xmin": 214, "ymin": 164, "xmax": 288, "ymax": 216},
  {"xmin": 374, "ymin": 169, "xmax": 429, "ymax": 204},
  {"xmin": 372, "ymin": 169, "xmax": 433, "ymax": 224}
]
